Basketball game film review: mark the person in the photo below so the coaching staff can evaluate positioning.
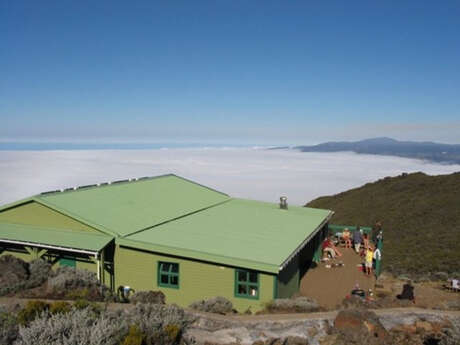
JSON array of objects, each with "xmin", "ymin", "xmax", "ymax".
[
  {"xmin": 363, "ymin": 233, "xmax": 369, "ymax": 250},
  {"xmin": 322, "ymin": 237, "xmax": 342, "ymax": 259},
  {"xmin": 365, "ymin": 246, "xmax": 374, "ymax": 276},
  {"xmin": 373, "ymin": 246, "xmax": 381, "ymax": 270},
  {"xmin": 342, "ymin": 228, "xmax": 352, "ymax": 248},
  {"xmin": 397, "ymin": 281, "xmax": 416, "ymax": 303},
  {"xmin": 352, "ymin": 227, "xmax": 362, "ymax": 254},
  {"xmin": 371, "ymin": 221, "xmax": 382, "ymax": 243}
]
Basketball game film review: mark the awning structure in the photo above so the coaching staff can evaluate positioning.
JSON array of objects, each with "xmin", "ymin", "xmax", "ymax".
[{"xmin": 0, "ymin": 222, "xmax": 113, "ymax": 255}]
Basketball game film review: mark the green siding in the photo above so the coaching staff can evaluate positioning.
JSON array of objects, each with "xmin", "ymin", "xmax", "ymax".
[
  {"xmin": 277, "ymin": 255, "xmax": 299, "ymax": 298},
  {"xmin": 60, "ymin": 257, "xmax": 76, "ymax": 267},
  {"xmin": 0, "ymin": 202, "xmax": 98, "ymax": 233},
  {"xmin": 115, "ymin": 245, "xmax": 274, "ymax": 312}
]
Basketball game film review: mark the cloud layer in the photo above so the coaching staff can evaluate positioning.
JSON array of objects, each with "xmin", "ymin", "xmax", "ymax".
[{"xmin": 0, "ymin": 148, "xmax": 459, "ymax": 206}]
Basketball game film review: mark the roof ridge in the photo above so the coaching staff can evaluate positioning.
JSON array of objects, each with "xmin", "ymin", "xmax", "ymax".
[
  {"xmin": 171, "ymin": 175, "xmax": 229, "ymax": 197},
  {"xmin": 122, "ymin": 198, "xmax": 232, "ymax": 237},
  {"xmin": 36, "ymin": 173, "xmax": 175, "ymax": 197}
]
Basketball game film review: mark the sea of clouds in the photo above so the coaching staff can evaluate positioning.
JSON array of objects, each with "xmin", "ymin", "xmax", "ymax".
[{"xmin": 0, "ymin": 147, "xmax": 459, "ymax": 206}]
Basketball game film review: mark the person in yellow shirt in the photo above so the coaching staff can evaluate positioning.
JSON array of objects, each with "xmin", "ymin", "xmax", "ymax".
[{"xmin": 365, "ymin": 246, "xmax": 374, "ymax": 276}]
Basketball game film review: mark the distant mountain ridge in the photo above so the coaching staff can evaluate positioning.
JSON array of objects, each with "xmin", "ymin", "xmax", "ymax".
[{"xmin": 293, "ymin": 137, "xmax": 460, "ymax": 164}]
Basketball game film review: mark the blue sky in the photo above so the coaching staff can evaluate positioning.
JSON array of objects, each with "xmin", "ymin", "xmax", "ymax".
[{"xmin": 1, "ymin": 1, "xmax": 459, "ymax": 145}]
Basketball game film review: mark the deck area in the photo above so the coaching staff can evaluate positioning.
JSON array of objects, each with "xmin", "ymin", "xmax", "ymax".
[{"xmin": 299, "ymin": 246, "xmax": 376, "ymax": 309}]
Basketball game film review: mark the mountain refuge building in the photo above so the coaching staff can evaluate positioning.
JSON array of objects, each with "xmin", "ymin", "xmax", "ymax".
[{"xmin": 0, "ymin": 174, "xmax": 333, "ymax": 311}]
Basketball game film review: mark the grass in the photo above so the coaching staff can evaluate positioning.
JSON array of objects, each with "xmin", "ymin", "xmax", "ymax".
[{"xmin": 306, "ymin": 172, "xmax": 460, "ymax": 277}]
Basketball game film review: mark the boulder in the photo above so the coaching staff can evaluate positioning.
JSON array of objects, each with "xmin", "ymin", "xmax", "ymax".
[{"xmin": 334, "ymin": 309, "xmax": 389, "ymax": 341}]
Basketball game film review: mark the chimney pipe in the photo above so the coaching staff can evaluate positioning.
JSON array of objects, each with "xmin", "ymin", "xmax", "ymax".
[{"xmin": 280, "ymin": 196, "xmax": 288, "ymax": 210}]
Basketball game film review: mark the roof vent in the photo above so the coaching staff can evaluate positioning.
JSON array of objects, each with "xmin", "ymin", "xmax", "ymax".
[{"xmin": 280, "ymin": 196, "xmax": 288, "ymax": 210}]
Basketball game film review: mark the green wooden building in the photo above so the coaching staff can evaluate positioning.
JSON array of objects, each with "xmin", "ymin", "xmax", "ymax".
[{"xmin": 0, "ymin": 174, "xmax": 333, "ymax": 311}]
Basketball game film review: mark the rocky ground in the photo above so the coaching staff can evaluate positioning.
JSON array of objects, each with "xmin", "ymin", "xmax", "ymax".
[{"xmin": 184, "ymin": 308, "xmax": 460, "ymax": 345}]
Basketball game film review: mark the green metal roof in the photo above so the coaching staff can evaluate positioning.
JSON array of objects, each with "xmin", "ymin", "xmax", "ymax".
[
  {"xmin": 0, "ymin": 222, "xmax": 112, "ymax": 253},
  {"xmin": 36, "ymin": 175, "xmax": 229, "ymax": 236},
  {"xmin": 121, "ymin": 198, "xmax": 333, "ymax": 273}
]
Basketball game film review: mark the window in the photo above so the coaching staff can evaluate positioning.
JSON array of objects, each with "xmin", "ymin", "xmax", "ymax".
[
  {"xmin": 158, "ymin": 262, "xmax": 179, "ymax": 289},
  {"xmin": 234, "ymin": 269, "xmax": 259, "ymax": 299}
]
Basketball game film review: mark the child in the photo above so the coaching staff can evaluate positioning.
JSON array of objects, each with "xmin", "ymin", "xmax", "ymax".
[
  {"xmin": 342, "ymin": 228, "xmax": 351, "ymax": 248},
  {"xmin": 365, "ymin": 246, "xmax": 374, "ymax": 276}
]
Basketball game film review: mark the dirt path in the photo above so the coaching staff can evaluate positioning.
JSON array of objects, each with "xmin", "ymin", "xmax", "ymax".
[
  {"xmin": 300, "ymin": 247, "xmax": 375, "ymax": 309},
  {"xmin": 2, "ymin": 296, "xmax": 459, "ymax": 322}
]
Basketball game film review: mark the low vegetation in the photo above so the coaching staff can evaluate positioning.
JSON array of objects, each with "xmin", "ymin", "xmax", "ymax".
[
  {"xmin": 263, "ymin": 296, "xmax": 320, "ymax": 314},
  {"xmin": 188, "ymin": 296, "xmax": 233, "ymax": 314},
  {"xmin": 129, "ymin": 290, "xmax": 165, "ymax": 305},
  {"xmin": 306, "ymin": 172, "xmax": 460, "ymax": 278},
  {"xmin": 0, "ymin": 256, "xmax": 115, "ymax": 301},
  {"xmin": 0, "ymin": 301, "xmax": 195, "ymax": 345},
  {"xmin": 0, "ymin": 256, "xmax": 51, "ymax": 296}
]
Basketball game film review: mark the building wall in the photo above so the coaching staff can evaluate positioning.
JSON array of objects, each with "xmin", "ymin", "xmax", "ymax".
[
  {"xmin": 115, "ymin": 245, "xmax": 275, "ymax": 312},
  {"xmin": 0, "ymin": 202, "xmax": 98, "ymax": 233},
  {"xmin": 277, "ymin": 255, "xmax": 299, "ymax": 298},
  {"xmin": 276, "ymin": 224, "xmax": 329, "ymax": 299}
]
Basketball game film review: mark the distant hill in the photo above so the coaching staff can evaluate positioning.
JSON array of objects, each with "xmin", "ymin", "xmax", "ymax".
[
  {"xmin": 306, "ymin": 172, "xmax": 460, "ymax": 277},
  {"xmin": 294, "ymin": 137, "xmax": 460, "ymax": 164}
]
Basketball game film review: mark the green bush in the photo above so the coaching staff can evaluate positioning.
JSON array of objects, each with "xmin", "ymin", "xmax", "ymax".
[
  {"xmin": 49, "ymin": 301, "xmax": 71, "ymax": 315},
  {"xmin": 66, "ymin": 287, "xmax": 89, "ymax": 300},
  {"xmin": 122, "ymin": 325, "xmax": 145, "ymax": 345},
  {"xmin": 73, "ymin": 299, "xmax": 102, "ymax": 315},
  {"xmin": 0, "ymin": 307, "xmax": 19, "ymax": 344},
  {"xmin": 163, "ymin": 324, "xmax": 180, "ymax": 342},
  {"xmin": 17, "ymin": 300, "xmax": 49, "ymax": 325}
]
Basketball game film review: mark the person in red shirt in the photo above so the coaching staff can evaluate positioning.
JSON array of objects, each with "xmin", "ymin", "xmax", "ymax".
[{"xmin": 322, "ymin": 237, "xmax": 342, "ymax": 259}]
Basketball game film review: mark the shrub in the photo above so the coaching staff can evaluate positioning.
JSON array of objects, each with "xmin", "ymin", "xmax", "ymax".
[
  {"xmin": 0, "ymin": 306, "xmax": 19, "ymax": 345},
  {"xmin": 264, "ymin": 296, "xmax": 320, "ymax": 313},
  {"xmin": 126, "ymin": 304, "xmax": 195, "ymax": 345},
  {"xmin": 15, "ymin": 308, "xmax": 129, "ymax": 345},
  {"xmin": 188, "ymin": 296, "xmax": 233, "ymax": 314},
  {"xmin": 48, "ymin": 266, "xmax": 98, "ymax": 290},
  {"xmin": 49, "ymin": 301, "xmax": 71, "ymax": 315},
  {"xmin": 122, "ymin": 325, "xmax": 145, "ymax": 345},
  {"xmin": 0, "ymin": 255, "xmax": 29, "ymax": 286},
  {"xmin": 48, "ymin": 266, "xmax": 111, "ymax": 301},
  {"xmin": 66, "ymin": 288, "xmax": 90, "ymax": 300},
  {"xmin": 73, "ymin": 299, "xmax": 90, "ymax": 310},
  {"xmin": 163, "ymin": 324, "xmax": 180, "ymax": 342},
  {"xmin": 73, "ymin": 299, "xmax": 102, "ymax": 315},
  {"xmin": 0, "ymin": 257, "xmax": 50, "ymax": 297},
  {"xmin": 130, "ymin": 290, "xmax": 165, "ymax": 305},
  {"xmin": 27, "ymin": 259, "xmax": 52, "ymax": 287},
  {"xmin": 14, "ymin": 302, "xmax": 194, "ymax": 345},
  {"xmin": 17, "ymin": 301, "xmax": 49, "ymax": 325}
]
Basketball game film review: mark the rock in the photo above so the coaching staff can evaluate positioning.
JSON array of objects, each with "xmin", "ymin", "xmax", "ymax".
[
  {"xmin": 129, "ymin": 290, "xmax": 166, "ymax": 304},
  {"xmin": 284, "ymin": 336, "xmax": 308, "ymax": 345},
  {"xmin": 318, "ymin": 334, "xmax": 339, "ymax": 345},
  {"xmin": 334, "ymin": 309, "xmax": 389, "ymax": 340},
  {"xmin": 415, "ymin": 321, "xmax": 432, "ymax": 332},
  {"xmin": 432, "ymin": 272, "xmax": 449, "ymax": 281}
]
